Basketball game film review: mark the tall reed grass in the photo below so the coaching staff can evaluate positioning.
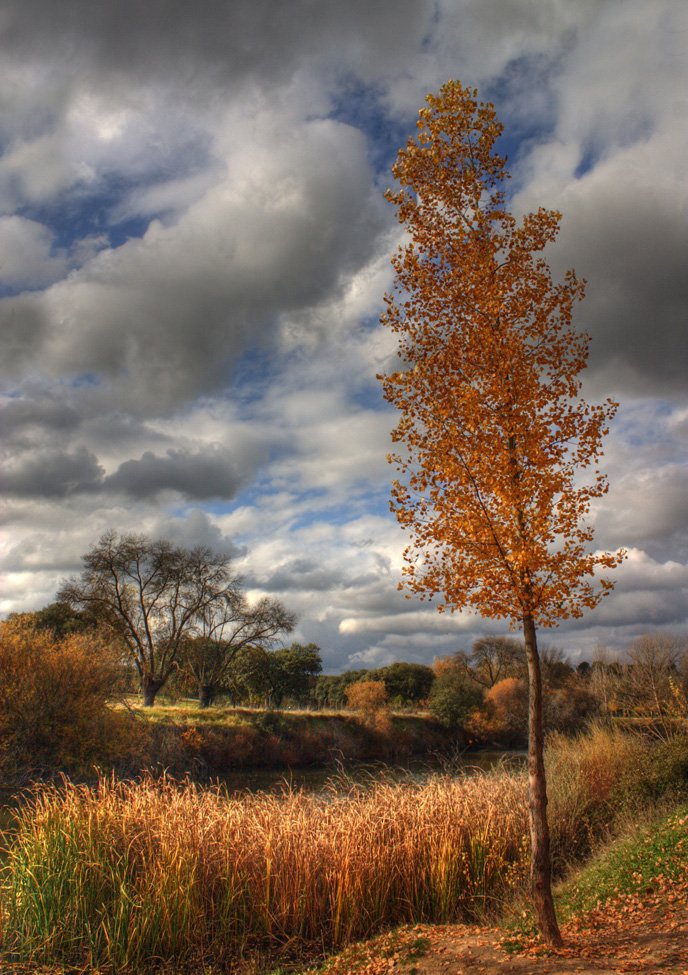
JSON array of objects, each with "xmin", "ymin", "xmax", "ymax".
[
  {"xmin": 1, "ymin": 770, "xmax": 528, "ymax": 971},
  {"xmin": 2, "ymin": 727, "xmax": 686, "ymax": 972},
  {"xmin": 546, "ymin": 723, "xmax": 688, "ymax": 865}
]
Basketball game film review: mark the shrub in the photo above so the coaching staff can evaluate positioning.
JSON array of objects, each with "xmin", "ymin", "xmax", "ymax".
[
  {"xmin": 546, "ymin": 684, "xmax": 599, "ymax": 734},
  {"xmin": 345, "ymin": 680, "xmax": 391, "ymax": 731},
  {"xmin": 0, "ymin": 616, "xmax": 121, "ymax": 775},
  {"xmin": 484, "ymin": 677, "xmax": 529, "ymax": 745},
  {"xmin": 475, "ymin": 678, "xmax": 599, "ymax": 747}
]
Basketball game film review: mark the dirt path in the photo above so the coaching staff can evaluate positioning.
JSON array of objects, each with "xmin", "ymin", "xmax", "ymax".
[{"xmin": 313, "ymin": 877, "xmax": 688, "ymax": 975}]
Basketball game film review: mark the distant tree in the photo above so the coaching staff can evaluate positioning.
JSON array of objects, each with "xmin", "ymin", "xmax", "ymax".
[
  {"xmin": 375, "ymin": 661, "xmax": 435, "ymax": 706},
  {"xmin": 428, "ymin": 668, "xmax": 484, "ymax": 731},
  {"xmin": 378, "ymin": 80, "xmax": 624, "ymax": 944},
  {"xmin": 484, "ymin": 675, "xmax": 598, "ymax": 746},
  {"xmin": 539, "ymin": 645, "xmax": 575, "ymax": 689},
  {"xmin": 620, "ymin": 632, "xmax": 687, "ymax": 739},
  {"xmin": 546, "ymin": 684, "xmax": 599, "ymax": 735},
  {"xmin": 183, "ymin": 596, "xmax": 296, "ymax": 707},
  {"xmin": 431, "ymin": 654, "xmax": 456, "ymax": 678},
  {"xmin": 58, "ymin": 531, "xmax": 242, "ymax": 706},
  {"xmin": 269, "ymin": 643, "xmax": 322, "ymax": 708},
  {"xmin": 226, "ymin": 645, "xmax": 274, "ymax": 706},
  {"xmin": 314, "ymin": 670, "xmax": 371, "ymax": 709},
  {"xmin": 7, "ymin": 602, "xmax": 99, "ymax": 639},
  {"xmin": 589, "ymin": 643, "xmax": 623, "ymax": 719},
  {"xmin": 455, "ymin": 635, "xmax": 526, "ymax": 689}
]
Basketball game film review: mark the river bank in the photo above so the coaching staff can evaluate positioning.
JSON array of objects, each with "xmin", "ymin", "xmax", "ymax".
[
  {"xmin": 5, "ymin": 703, "xmax": 469, "ymax": 784},
  {"xmin": 138, "ymin": 706, "xmax": 459, "ymax": 774}
]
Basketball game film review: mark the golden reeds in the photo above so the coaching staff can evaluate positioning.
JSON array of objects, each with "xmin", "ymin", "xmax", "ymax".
[
  {"xmin": 4, "ymin": 726, "xmax": 684, "ymax": 973},
  {"xmin": 1, "ymin": 769, "xmax": 528, "ymax": 970}
]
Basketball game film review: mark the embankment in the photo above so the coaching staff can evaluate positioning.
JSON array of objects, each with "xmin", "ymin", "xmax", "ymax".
[{"xmin": 122, "ymin": 707, "xmax": 459, "ymax": 777}]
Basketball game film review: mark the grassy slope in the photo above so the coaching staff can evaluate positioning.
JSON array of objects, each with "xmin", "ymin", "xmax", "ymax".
[{"xmin": 556, "ymin": 803, "xmax": 688, "ymax": 920}]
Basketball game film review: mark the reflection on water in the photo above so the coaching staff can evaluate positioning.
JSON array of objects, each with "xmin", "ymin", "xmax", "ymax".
[{"xmin": 215, "ymin": 751, "xmax": 525, "ymax": 797}]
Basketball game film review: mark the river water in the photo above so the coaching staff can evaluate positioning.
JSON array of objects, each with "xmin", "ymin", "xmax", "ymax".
[{"xmin": 215, "ymin": 751, "xmax": 524, "ymax": 796}]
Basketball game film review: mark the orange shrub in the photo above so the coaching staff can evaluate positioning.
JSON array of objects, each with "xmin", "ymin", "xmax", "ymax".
[
  {"xmin": 345, "ymin": 679, "xmax": 391, "ymax": 732},
  {"xmin": 469, "ymin": 677, "xmax": 600, "ymax": 746},
  {"xmin": 0, "ymin": 616, "xmax": 121, "ymax": 775}
]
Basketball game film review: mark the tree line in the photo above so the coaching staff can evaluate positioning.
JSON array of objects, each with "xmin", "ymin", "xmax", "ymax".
[
  {"xmin": 316, "ymin": 633, "xmax": 688, "ymax": 745},
  {"xmin": 7, "ymin": 528, "xmax": 686, "ymax": 738}
]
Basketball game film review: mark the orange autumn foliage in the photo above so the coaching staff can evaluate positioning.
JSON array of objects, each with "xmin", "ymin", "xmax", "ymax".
[
  {"xmin": 0, "ymin": 615, "xmax": 121, "ymax": 774},
  {"xmin": 378, "ymin": 81, "xmax": 624, "ymax": 627},
  {"xmin": 345, "ymin": 679, "xmax": 392, "ymax": 733},
  {"xmin": 378, "ymin": 79, "xmax": 625, "ymax": 947}
]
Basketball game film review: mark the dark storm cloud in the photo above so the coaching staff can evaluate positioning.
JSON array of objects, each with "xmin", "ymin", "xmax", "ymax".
[
  {"xmin": 0, "ymin": 0, "xmax": 432, "ymax": 89},
  {"xmin": 0, "ymin": 296, "xmax": 48, "ymax": 375},
  {"xmin": 553, "ymin": 178, "xmax": 688, "ymax": 398},
  {"xmin": 2, "ymin": 445, "xmax": 104, "ymax": 498},
  {"xmin": 1, "ymin": 440, "xmax": 251, "ymax": 502},
  {"xmin": 258, "ymin": 557, "xmax": 380, "ymax": 594},
  {"xmin": 1, "ymin": 396, "xmax": 81, "ymax": 444},
  {"xmin": 1, "ymin": 115, "xmax": 389, "ymax": 417},
  {"xmin": 104, "ymin": 445, "xmax": 246, "ymax": 500},
  {"xmin": 151, "ymin": 508, "xmax": 243, "ymax": 560}
]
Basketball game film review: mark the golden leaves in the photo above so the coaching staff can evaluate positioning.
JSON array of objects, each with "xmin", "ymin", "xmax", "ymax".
[{"xmin": 379, "ymin": 80, "xmax": 624, "ymax": 629}]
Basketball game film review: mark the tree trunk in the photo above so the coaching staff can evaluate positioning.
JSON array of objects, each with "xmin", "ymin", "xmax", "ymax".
[
  {"xmin": 199, "ymin": 684, "xmax": 215, "ymax": 708},
  {"xmin": 523, "ymin": 614, "xmax": 563, "ymax": 947},
  {"xmin": 141, "ymin": 676, "xmax": 162, "ymax": 707}
]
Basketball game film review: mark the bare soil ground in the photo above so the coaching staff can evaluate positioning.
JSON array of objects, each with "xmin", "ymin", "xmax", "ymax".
[{"xmin": 310, "ymin": 875, "xmax": 688, "ymax": 975}]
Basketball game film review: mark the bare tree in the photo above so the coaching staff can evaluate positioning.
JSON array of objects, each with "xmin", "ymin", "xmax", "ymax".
[
  {"xmin": 464, "ymin": 635, "xmax": 526, "ymax": 689},
  {"xmin": 590, "ymin": 643, "xmax": 622, "ymax": 720},
  {"xmin": 539, "ymin": 645, "xmax": 574, "ymax": 689},
  {"xmin": 183, "ymin": 596, "xmax": 296, "ymax": 707},
  {"xmin": 622, "ymin": 632, "xmax": 687, "ymax": 739},
  {"xmin": 58, "ymin": 530, "xmax": 240, "ymax": 706}
]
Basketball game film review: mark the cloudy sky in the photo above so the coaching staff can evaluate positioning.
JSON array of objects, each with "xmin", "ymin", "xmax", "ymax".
[{"xmin": 1, "ymin": 0, "xmax": 686, "ymax": 671}]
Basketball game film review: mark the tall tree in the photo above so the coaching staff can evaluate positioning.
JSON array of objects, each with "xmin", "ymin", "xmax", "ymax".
[
  {"xmin": 184, "ymin": 596, "xmax": 296, "ymax": 707},
  {"xmin": 269, "ymin": 642, "xmax": 322, "ymax": 707},
  {"xmin": 378, "ymin": 80, "xmax": 624, "ymax": 945},
  {"xmin": 58, "ymin": 530, "xmax": 240, "ymax": 706},
  {"xmin": 226, "ymin": 645, "xmax": 274, "ymax": 706},
  {"xmin": 375, "ymin": 661, "xmax": 435, "ymax": 705}
]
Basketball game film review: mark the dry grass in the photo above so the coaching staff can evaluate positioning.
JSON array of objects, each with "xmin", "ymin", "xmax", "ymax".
[
  {"xmin": 545, "ymin": 722, "xmax": 647, "ymax": 865},
  {"xmin": 4, "ymin": 727, "xmax": 686, "ymax": 973},
  {"xmin": 1, "ymin": 769, "xmax": 528, "ymax": 972}
]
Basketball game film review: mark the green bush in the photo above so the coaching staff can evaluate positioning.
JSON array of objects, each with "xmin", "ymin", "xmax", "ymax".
[
  {"xmin": 428, "ymin": 669, "xmax": 484, "ymax": 731},
  {"xmin": 621, "ymin": 732, "xmax": 688, "ymax": 803}
]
